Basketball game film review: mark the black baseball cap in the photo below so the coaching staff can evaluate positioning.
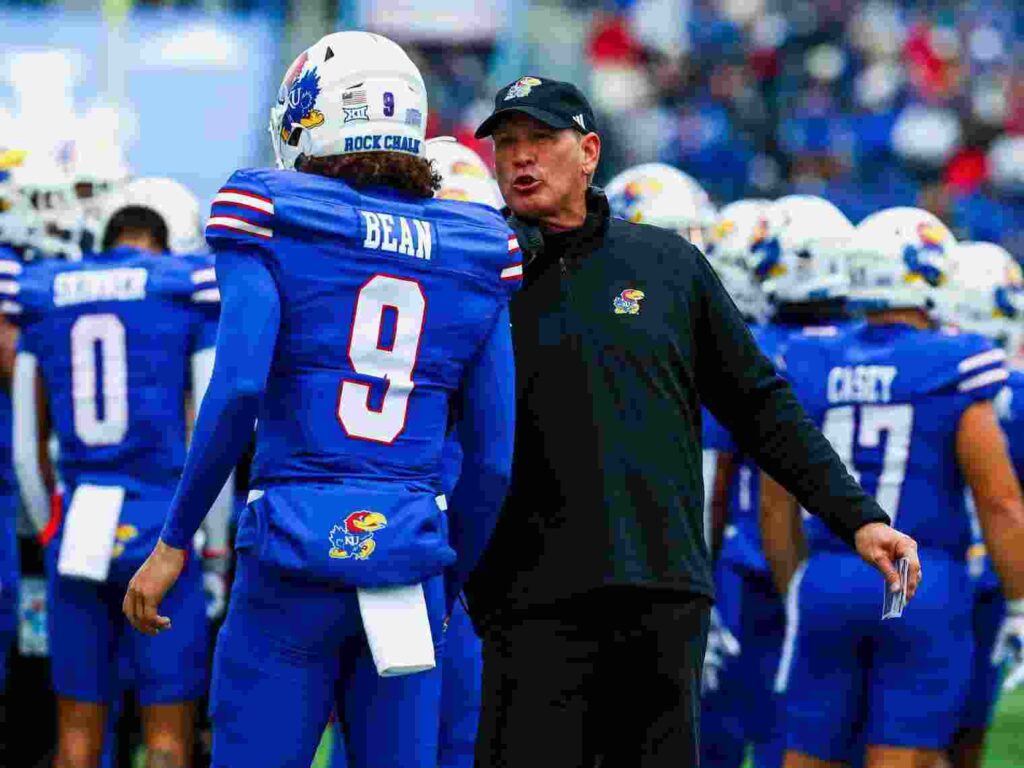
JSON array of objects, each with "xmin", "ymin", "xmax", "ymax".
[{"xmin": 475, "ymin": 76, "xmax": 598, "ymax": 139}]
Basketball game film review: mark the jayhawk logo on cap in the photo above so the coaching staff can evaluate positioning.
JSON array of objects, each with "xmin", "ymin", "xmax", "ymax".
[
  {"xmin": 329, "ymin": 510, "xmax": 388, "ymax": 560},
  {"xmin": 614, "ymin": 288, "xmax": 646, "ymax": 315},
  {"xmin": 279, "ymin": 51, "xmax": 326, "ymax": 142},
  {"xmin": 505, "ymin": 77, "xmax": 543, "ymax": 101}
]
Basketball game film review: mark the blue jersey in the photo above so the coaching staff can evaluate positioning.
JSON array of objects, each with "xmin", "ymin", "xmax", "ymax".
[
  {"xmin": 781, "ymin": 323, "xmax": 1006, "ymax": 558},
  {"xmin": 0, "ymin": 248, "xmax": 17, "ymax": 623},
  {"xmin": 706, "ymin": 322, "xmax": 854, "ymax": 574},
  {"xmin": 970, "ymin": 367, "xmax": 1024, "ymax": 592},
  {"xmin": 188, "ymin": 169, "xmax": 519, "ymax": 586},
  {"xmin": 2, "ymin": 247, "xmax": 218, "ymax": 499}
]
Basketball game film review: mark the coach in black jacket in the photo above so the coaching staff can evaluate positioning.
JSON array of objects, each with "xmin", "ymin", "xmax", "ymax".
[{"xmin": 466, "ymin": 77, "xmax": 921, "ymax": 768}]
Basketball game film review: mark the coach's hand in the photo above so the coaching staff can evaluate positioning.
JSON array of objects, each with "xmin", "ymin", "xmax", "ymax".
[
  {"xmin": 123, "ymin": 539, "xmax": 187, "ymax": 636},
  {"xmin": 854, "ymin": 522, "xmax": 921, "ymax": 601}
]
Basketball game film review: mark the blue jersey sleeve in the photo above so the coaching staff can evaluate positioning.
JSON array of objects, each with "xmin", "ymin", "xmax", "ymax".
[
  {"xmin": 444, "ymin": 305, "xmax": 515, "ymax": 604},
  {"xmin": 182, "ymin": 254, "xmax": 220, "ymax": 354},
  {"xmin": 161, "ymin": 247, "xmax": 280, "ymax": 549}
]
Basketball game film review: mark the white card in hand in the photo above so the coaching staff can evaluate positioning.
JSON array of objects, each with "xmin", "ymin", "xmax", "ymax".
[
  {"xmin": 57, "ymin": 485, "xmax": 125, "ymax": 582},
  {"xmin": 882, "ymin": 557, "xmax": 909, "ymax": 620},
  {"xmin": 357, "ymin": 583, "xmax": 436, "ymax": 678}
]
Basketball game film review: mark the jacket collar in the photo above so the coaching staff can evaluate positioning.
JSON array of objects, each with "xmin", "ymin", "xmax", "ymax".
[{"xmin": 504, "ymin": 187, "xmax": 610, "ymax": 272}]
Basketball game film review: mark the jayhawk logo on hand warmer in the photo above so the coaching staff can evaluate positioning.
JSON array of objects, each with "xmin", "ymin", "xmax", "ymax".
[{"xmin": 329, "ymin": 510, "xmax": 388, "ymax": 560}]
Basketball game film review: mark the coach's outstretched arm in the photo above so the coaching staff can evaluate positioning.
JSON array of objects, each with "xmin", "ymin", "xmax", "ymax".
[
  {"xmin": 691, "ymin": 249, "xmax": 921, "ymax": 598},
  {"xmin": 124, "ymin": 248, "xmax": 280, "ymax": 635}
]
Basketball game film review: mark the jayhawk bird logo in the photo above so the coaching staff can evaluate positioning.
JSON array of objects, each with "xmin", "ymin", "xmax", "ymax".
[
  {"xmin": 609, "ymin": 178, "xmax": 662, "ymax": 223},
  {"xmin": 279, "ymin": 52, "xmax": 326, "ymax": 143},
  {"xmin": 613, "ymin": 288, "xmax": 646, "ymax": 315},
  {"xmin": 902, "ymin": 222, "xmax": 948, "ymax": 288},
  {"xmin": 329, "ymin": 511, "xmax": 388, "ymax": 560},
  {"xmin": 505, "ymin": 77, "xmax": 542, "ymax": 101}
]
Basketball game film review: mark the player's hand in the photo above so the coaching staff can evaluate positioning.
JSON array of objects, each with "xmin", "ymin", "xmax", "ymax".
[
  {"xmin": 702, "ymin": 607, "xmax": 740, "ymax": 695},
  {"xmin": 853, "ymin": 522, "xmax": 921, "ymax": 601},
  {"xmin": 123, "ymin": 539, "xmax": 186, "ymax": 636},
  {"xmin": 992, "ymin": 600, "xmax": 1024, "ymax": 692}
]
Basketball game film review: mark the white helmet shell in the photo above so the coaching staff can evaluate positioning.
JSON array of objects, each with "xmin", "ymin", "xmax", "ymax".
[
  {"xmin": 425, "ymin": 137, "xmax": 502, "ymax": 209},
  {"xmin": 0, "ymin": 149, "xmax": 41, "ymax": 252},
  {"xmin": 848, "ymin": 206, "xmax": 956, "ymax": 315},
  {"xmin": 705, "ymin": 198, "xmax": 771, "ymax": 321},
  {"xmin": 605, "ymin": 163, "xmax": 715, "ymax": 248},
  {"xmin": 97, "ymin": 176, "xmax": 201, "ymax": 255},
  {"xmin": 748, "ymin": 195, "xmax": 854, "ymax": 305},
  {"xmin": 270, "ymin": 32, "xmax": 428, "ymax": 170},
  {"xmin": 944, "ymin": 241, "xmax": 1024, "ymax": 352},
  {"xmin": 13, "ymin": 154, "xmax": 82, "ymax": 260}
]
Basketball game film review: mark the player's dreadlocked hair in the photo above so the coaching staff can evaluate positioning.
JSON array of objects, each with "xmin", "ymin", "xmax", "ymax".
[{"xmin": 297, "ymin": 152, "xmax": 441, "ymax": 199}]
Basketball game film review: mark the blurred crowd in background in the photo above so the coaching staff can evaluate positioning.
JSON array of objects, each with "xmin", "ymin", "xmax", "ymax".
[{"xmin": 4, "ymin": 0, "xmax": 1024, "ymax": 257}]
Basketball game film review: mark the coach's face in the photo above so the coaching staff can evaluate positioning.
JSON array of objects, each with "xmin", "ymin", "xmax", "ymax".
[{"xmin": 492, "ymin": 114, "xmax": 600, "ymax": 231}]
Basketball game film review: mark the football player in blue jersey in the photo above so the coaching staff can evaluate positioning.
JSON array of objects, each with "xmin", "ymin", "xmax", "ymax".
[
  {"xmin": 701, "ymin": 195, "xmax": 859, "ymax": 768},
  {"xmin": 944, "ymin": 241, "xmax": 1024, "ymax": 768},
  {"xmin": 426, "ymin": 135, "xmax": 503, "ymax": 768},
  {"xmin": 0, "ymin": 149, "xmax": 31, "ymax": 754},
  {"xmin": 7, "ymin": 175, "xmax": 225, "ymax": 768},
  {"xmin": 122, "ymin": 32, "xmax": 518, "ymax": 768},
  {"xmin": 763, "ymin": 208, "xmax": 1024, "ymax": 768}
]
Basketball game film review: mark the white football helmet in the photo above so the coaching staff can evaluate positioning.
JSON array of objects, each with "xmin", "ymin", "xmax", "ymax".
[
  {"xmin": 13, "ymin": 155, "xmax": 83, "ymax": 260},
  {"xmin": 270, "ymin": 32, "xmax": 428, "ymax": 170},
  {"xmin": 605, "ymin": 163, "xmax": 715, "ymax": 248},
  {"xmin": 96, "ymin": 176, "xmax": 201, "ymax": 255},
  {"xmin": 425, "ymin": 137, "xmax": 502, "ymax": 209},
  {"xmin": 0, "ymin": 149, "xmax": 41, "ymax": 253},
  {"xmin": 747, "ymin": 195, "xmax": 854, "ymax": 305},
  {"xmin": 705, "ymin": 199, "xmax": 771, "ymax": 321},
  {"xmin": 71, "ymin": 140, "xmax": 130, "ymax": 223},
  {"xmin": 847, "ymin": 206, "xmax": 956, "ymax": 315},
  {"xmin": 944, "ymin": 241, "xmax": 1024, "ymax": 353}
]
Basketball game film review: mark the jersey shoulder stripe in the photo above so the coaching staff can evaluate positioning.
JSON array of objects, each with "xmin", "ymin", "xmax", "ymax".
[
  {"xmin": 501, "ymin": 235, "xmax": 523, "ymax": 282},
  {"xmin": 206, "ymin": 170, "xmax": 275, "ymax": 246}
]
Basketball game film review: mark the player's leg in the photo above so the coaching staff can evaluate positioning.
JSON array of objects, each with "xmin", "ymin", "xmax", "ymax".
[
  {"xmin": 744, "ymin": 569, "xmax": 788, "ymax": 768},
  {"xmin": 208, "ymin": 553, "xmax": 341, "ymax": 768},
  {"xmin": 863, "ymin": 746, "xmax": 943, "ymax": 768},
  {"xmin": 56, "ymin": 698, "xmax": 110, "ymax": 768},
  {"xmin": 701, "ymin": 562, "xmax": 748, "ymax": 768},
  {"xmin": 129, "ymin": 557, "xmax": 207, "ymax": 767},
  {"xmin": 779, "ymin": 555, "xmax": 870, "ymax": 767},
  {"xmin": 338, "ymin": 575, "xmax": 445, "ymax": 768},
  {"xmin": 48, "ymin": 558, "xmax": 120, "ymax": 767},
  {"xmin": 948, "ymin": 586, "xmax": 1006, "ymax": 768},
  {"xmin": 864, "ymin": 555, "xmax": 973, "ymax": 768},
  {"xmin": 783, "ymin": 753, "xmax": 845, "ymax": 768},
  {"xmin": 139, "ymin": 703, "xmax": 195, "ymax": 768},
  {"xmin": 438, "ymin": 597, "xmax": 482, "ymax": 768}
]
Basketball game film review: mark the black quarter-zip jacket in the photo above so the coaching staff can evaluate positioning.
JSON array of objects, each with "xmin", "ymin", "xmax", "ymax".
[{"xmin": 466, "ymin": 189, "xmax": 889, "ymax": 627}]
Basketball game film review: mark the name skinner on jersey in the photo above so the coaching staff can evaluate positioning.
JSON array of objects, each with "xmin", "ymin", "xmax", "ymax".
[
  {"xmin": 53, "ymin": 268, "xmax": 148, "ymax": 307},
  {"xmin": 360, "ymin": 210, "xmax": 432, "ymax": 260},
  {"xmin": 827, "ymin": 365, "xmax": 897, "ymax": 404}
]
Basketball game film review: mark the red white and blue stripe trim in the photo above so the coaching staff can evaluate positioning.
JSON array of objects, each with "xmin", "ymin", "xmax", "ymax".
[
  {"xmin": 206, "ymin": 187, "xmax": 274, "ymax": 240},
  {"xmin": 502, "ymin": 235, "xmax": 523, "ymax": 281}
]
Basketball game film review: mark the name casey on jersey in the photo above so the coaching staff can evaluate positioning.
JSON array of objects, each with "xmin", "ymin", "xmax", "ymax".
[
  {"xmin": 54, "ymin": 268, "xmax": 148, "ymax": 307},
  {"xmin": 360, "ymin": 211, "xmax": 432, "ymax": 260},
  {"xmin": 827, "ymin": 365, "xmax": 897, "ymax": 404}
]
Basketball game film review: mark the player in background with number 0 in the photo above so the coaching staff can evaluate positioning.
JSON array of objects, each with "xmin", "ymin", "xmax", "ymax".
[
  {"xmin": 6, "ymin": 177, "xmax": 228, "ymax": 768},
  {"xmin": 123, "ymin": 32, "xmax": 518, "ymax": 768},
  {"xmin": 761, "ymin": 208, "xmax": 1024, "ymax": 768}
]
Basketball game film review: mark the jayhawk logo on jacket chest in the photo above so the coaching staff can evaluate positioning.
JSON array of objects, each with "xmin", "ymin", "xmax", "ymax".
[{"xmin": 329, "ymin": 510, "xmax": 388, "ymax": 560}]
